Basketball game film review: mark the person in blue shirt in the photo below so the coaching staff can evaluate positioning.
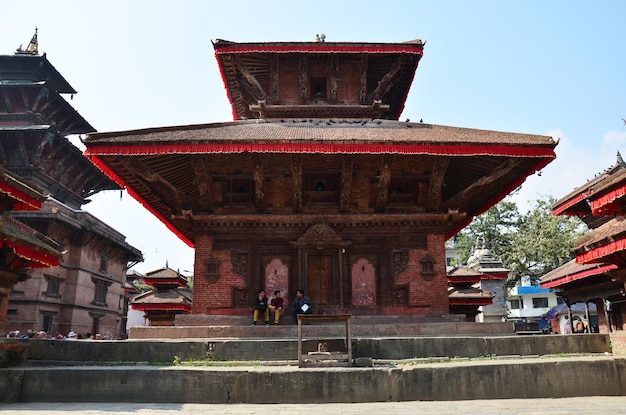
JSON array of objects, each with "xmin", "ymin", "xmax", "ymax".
[{"xmin": 291, "ymin": 289, "xmax": 313, "ymax": 324}]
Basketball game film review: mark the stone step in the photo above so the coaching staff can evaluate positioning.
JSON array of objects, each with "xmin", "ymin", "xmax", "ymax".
[
  {"xmin": 175, "ymin": 313, "xmax": 466, "ymax": 327},
  {"xmin": 2, "ymin": 356, "xmax": 625, "ymax": 403},
  {"xmin": 13, "ymin": 333, "xmax": 612, "ymax": 363}
]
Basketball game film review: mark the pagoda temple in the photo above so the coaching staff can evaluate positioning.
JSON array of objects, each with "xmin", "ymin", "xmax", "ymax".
[
  {"xmin": 131, "ymin": 267, "xmax": 192, "ymax": 326},
  {"xmin": 0, "ymin": 30, "xmax": 143, "ymax": 338},
  {"xmin": 84, "ymin": 38, "xmax": 557, "ymax": 319},
  {"xmin": 541, "ymin": 153, "xmax": 626, "ymax": 332},
  {"xmin": 0, "ymin": 167, "xmax": 62, "ymax": 334}
]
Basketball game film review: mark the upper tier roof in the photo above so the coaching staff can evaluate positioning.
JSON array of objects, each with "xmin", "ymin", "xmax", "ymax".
[
  {"xmin": 213, "ymin": 39, "xmax": 425, "ymax": 121},
  {"xmin": 0, "ymin": 54, "xmax": 77, "ymax": 94}
]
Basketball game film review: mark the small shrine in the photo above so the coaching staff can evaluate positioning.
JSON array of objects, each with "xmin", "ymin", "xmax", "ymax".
[{"xmin": 131, "ymin": 267, "xmax": 192, "ymax": 326}]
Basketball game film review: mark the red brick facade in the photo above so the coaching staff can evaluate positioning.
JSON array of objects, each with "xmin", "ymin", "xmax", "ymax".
[{"xmin": 7, "ymin": 201, "xmax": 141, "ymax": 338}]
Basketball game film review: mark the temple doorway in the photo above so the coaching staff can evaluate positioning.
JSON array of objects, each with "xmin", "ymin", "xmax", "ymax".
[{"xmin": 306, "ymin": 254, "xmax": 334, "ymax": 306}]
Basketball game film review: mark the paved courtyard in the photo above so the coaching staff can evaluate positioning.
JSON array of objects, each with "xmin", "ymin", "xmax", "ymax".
[{"xmin": 1, "ymin": 397, "xmax": 626, "ymax": 414}]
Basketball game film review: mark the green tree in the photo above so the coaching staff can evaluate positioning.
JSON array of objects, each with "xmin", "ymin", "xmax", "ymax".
[
  {"xmin": 450, "ymin": 195, "xmax": 586, "ymax": 285},
  {"xmin": 452, "ymin": 197, "xmax": 520, "ymax": 264},
  {"xmin": 504, "ymin": 196, "xmax": 586, "ymax": 285}
]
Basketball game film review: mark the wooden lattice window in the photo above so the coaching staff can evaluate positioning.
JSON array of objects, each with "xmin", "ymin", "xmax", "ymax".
[
  {"xmin": 421, "ymin": 253, "xmax": 436, "ymax": 280},
  {"xmin": 205, "ymin": 257, "xmax": 221, "ymax": 283}
]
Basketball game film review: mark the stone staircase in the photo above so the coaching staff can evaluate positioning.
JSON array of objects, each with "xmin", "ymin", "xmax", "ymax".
[{"xmin": 1, "ymin": 334, "xmax": 624, "ymax": 404}]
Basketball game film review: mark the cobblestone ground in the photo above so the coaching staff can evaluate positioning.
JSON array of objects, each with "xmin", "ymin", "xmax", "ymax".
[{"xmin": 1, "ymin": 397, "xmax": 626, "ymax": 415}]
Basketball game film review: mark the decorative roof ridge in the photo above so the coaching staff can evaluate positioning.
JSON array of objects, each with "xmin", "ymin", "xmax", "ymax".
[
  {"xmin": 552, "ymin": 157, "xmax": 626, "ymax": 214},
  {"xmin": 212, "ymin": 38, "xmax": 425, "ymax": 51}
]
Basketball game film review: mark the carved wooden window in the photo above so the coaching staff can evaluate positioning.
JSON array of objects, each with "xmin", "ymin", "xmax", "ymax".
[
  {"xmin": 421, "ymin": 253, "xmax": 436, "ymax": 280},
  {"xmin": 303, "ymin": 171, "xmax": 339, "ymax": 205},
  {"xmin": 205, "ymin": 257, "xmax": 221, "ymax": 283},
  {"xmin": 388, "ymin": 176, "xmax": 418, "ymax": 204},
  {"xmin": 215, "ymin": 175, "xmax": 254, "ymax": 205},
  {"xmin": 310, "ymin": 77, "xmax": 327, "ymax": 100}
]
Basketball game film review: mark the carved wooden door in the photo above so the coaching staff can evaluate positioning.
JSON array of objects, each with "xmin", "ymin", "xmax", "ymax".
[{"xmin": 307, "ymin": 254, "xmax": 333, "ymax": 306}]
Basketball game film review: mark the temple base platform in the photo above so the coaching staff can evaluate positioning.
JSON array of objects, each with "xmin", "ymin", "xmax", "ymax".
[{"xmin": 127, "ymin": 313, "xmax": 514, "ymax": 339}]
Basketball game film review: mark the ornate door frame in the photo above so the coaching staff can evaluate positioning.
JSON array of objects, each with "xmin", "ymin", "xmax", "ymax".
[{"xmin": 290, "ymin": 219, "xmax": 350, "ymax": 307}]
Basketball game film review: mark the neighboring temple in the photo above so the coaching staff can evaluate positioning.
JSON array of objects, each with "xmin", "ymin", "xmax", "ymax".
[
  {"xmin": 0, "ymin": 167, "xmax": 62, "ymax": 334},
  {"xmin": 131, "ymin": 266, "xmax": 192, "ymax": 326},
  {"xmin": 447, "ymin": 240, "xmax": 509, "ymax": 322},
  {"xmin": 541, "ymin": 153, "xmax": 626, "ymax": 333},
  {"xmin": 84, "ymin": 38, "xmax": 557, "ymax": 320},
  {"xmin": 0, "ymin": 30, "xmax": 143, "ymax": 338}
]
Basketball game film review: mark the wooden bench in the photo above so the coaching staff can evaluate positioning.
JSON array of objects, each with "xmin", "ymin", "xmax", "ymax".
[{"xmin": 297, "ymin": 314, "xmax": 352, "ymax": 368}]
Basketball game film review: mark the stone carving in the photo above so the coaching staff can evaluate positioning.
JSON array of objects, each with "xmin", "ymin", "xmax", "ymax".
[
  {"xmin": 234, "ymin": 288, "xmax": 250, "ymax": 308},
  {"xmin": 231, "ymin": 252, "xmax": 247, "ymax": 278},
  {"xmin": 296, "ymin": 220, "xmax": 343, "ymax": 245},
  {"xmin": 392, "ymin": 250, "xmax": 409, "ymax": 279},
  {"xmin": 392, "ymin": 286, "xmax": 408, "ymax": 306}
]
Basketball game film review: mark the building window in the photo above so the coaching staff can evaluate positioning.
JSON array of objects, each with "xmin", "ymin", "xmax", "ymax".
[
  {"xmin": 42, "ymin": 314, "xmax": 53, "ymax": 333},
  {"xmin": 92, "ymin": 278, "xmax": 111, "ymax": 306},
  {"xmin": 532, "ymin": 297, "xmax": 548, "ymax": 308},
  {"xmin": 100, "ymin": 256, "xmax": 108, "ymax": 273},
  {"xmin": 509, "ymin": 299, "xmax": 521, "ymax": 309},
  {"xmin": 214, "ymin": 175, "xmax": 254, "ymax": 205},
  {"xmin": 44, "ymin": 275, "xmax": 62, "ymax": 298},
  {"xmin": 310, "ymin": 77, "xmax": 327, "ymax": 99},
  {"xmin": 388, "ymin": 176, "xmax": 418, "ymax": 204},
  {"xmin": 303, "ymin": 171, "xmax": 339, "ymax": 204}
]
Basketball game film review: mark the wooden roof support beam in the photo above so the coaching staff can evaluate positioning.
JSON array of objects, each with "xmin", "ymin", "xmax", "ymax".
[
  {"xmin": 0, "ymin": 137, "xmax": 7, "ymax": 165},
  {"xmin": 442, "ymin": 159, "xmax": 518, "ymax": 210},
  {"xmin": 367, "ymin": 55, "xmax": 407, "ymax": 104},
  {"xmin": 330, "ymin": 55, "xmax": 338, "ymax": 101},
  {"xmin": 339, "ymin": 155, "xmax": 353, "ymax": 213},
  {"xmin": 426, "ymin": 157, "xmax": 450, "ymax": 212},
  {"xmin": 118, "ymin": 158, "xmax": 192, "ymax": 216},
  {"xmin": 0, "ymin": 89, "xmax": 14, "ymax": 113},
  {"xmin": 31, "ymin": 87, "xmax": 48, "ymax": 112},
  {"xmin": 299, "ymin": 55, "xmax": 308, "ymax": 103},
  {"xmin": 19, "ymin": 87, "xmax": 30, "ymax": 109},
  {"xmin": 291, "ymin": 154, "xmax": 302, "ymax": 213},
  {"xmin": 360, "ymin": 55, "xmax": 368, "ymax": 104},
  {"xmin": 253, "ymin": 155, "xmax": 266, "ymax": 213},
  {"xmin": 190, "ymin": 156, "xmax": 213, "ymax": 213},
  {"xmin": 232, "ymin": 55, "xmax": 268, "ymax": 104},
  {"xmin": 270, "ymin": 54, "xmax": 279, "ymax": 102},
  {"xmin": 375, "ymin": 155, "xmax": 393, "ymax": 212},
  {"xmin": 16, "ymin": 133, "xmax": 30, "ymax": 165},
  {"xmin": 225, "ymin": 57, "xmax": 248, "ymax": 119}
]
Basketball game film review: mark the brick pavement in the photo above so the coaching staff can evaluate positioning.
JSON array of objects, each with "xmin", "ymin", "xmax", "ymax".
[{"xmin": 1, "ymin": 397, "xmax": 626, "ymax": 414}]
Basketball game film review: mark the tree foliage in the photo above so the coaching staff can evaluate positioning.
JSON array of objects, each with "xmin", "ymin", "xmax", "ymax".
[{"xmin": 451, "ymin": 195, "xmax": 587, "ymax": 285}]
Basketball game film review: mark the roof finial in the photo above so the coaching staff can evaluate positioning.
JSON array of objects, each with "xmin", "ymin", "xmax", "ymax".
[
  {"xmin": 617, "ymin": 151, "xmax": 624, "ymax": 166},
  {"xmin": 16, "ymin": 27, "xmax": 38, "ymax": 55}
]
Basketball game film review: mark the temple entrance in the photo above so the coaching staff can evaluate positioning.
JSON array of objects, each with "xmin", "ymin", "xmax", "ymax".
[
  {"xmin": 307, "ymin": 254, "xmax": 334, "ymax": 306},
  {"xmin": 291, "ymin": 220, "xmax": 350, "ymax": 310}
]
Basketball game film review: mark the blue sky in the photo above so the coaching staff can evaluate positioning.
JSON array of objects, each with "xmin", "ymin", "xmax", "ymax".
[{"xmin": 1, "ymin": 1, "xmax": 625, "ymax": 274}]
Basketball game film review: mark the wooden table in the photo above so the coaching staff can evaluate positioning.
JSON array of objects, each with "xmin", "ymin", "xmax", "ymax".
[{"xmin": 297, "ymin": 314, "xmax": 352, "ymax": 367}]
